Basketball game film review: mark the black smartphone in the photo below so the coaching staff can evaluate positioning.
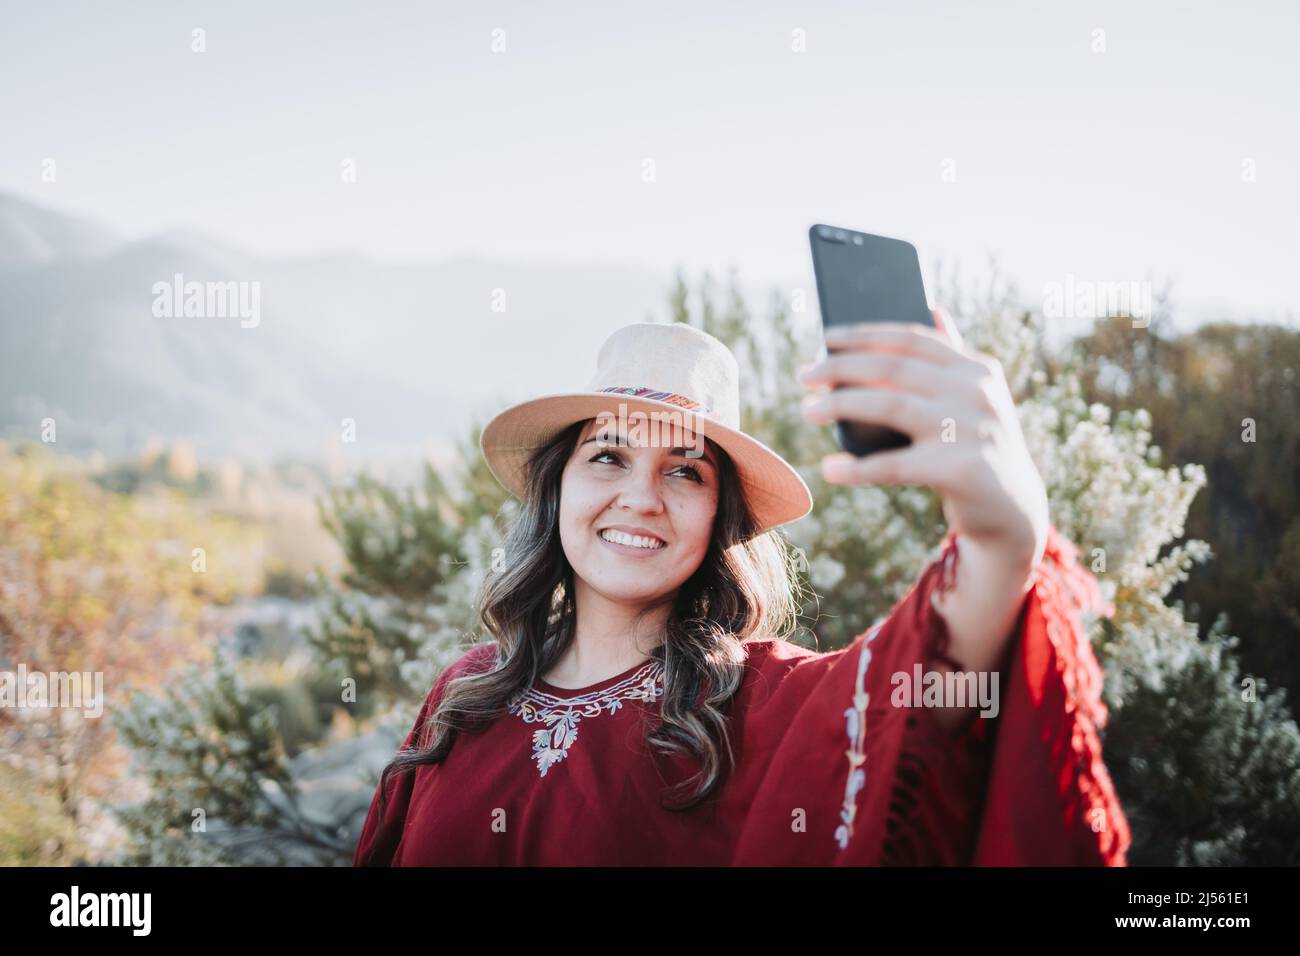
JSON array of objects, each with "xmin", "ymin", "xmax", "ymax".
[{"xmin": 808, "ymin": 223, "xmax": 935, "ymax": 457}]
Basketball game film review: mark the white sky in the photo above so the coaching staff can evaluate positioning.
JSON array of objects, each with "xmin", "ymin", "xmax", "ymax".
[{"xmin": 3, "ymin": 0, "xmax": 1297, "ymax": 327}]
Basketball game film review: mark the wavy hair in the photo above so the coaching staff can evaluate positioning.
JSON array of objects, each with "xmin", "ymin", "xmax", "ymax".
[{"xmin": 376, "ymin": 416, "xmax": 806, "ymax": 814}]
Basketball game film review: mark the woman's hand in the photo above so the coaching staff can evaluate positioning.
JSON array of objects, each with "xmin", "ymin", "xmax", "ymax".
[
  {"xmin": 798, "ymin": 307, "xmax": 1051, "ymax": 701},
  {"xmin": 798, "ymin": 307, "xmax": 1049, "ymax": 566}
]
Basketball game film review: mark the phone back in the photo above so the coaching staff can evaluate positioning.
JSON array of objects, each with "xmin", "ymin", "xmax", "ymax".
[
  {"xmin": 808, "ymin": 225, "xmax": 932, "ymax": 330},
  {"xmin": 808, "ymin": 224, "xmax": 933, "ymax": 456}
]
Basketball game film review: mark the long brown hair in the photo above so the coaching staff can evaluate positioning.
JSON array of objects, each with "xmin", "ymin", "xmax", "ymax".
[{"xmin": 376, "ymin": 417, "xmax": 805, "ymax": 813}]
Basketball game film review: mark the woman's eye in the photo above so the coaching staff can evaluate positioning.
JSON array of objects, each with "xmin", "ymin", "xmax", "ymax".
[{"xmin": 589, "ymin": 451, "xmax": 704, "ymax": 484}]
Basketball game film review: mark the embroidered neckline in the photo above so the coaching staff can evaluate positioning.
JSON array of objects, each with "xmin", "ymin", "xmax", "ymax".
[
  {"xmin": 508, "ymin": 660, "xmax": 665, "ymax": 777},
  {"xmin": 534, "ymin": 656, "xmax": 656, "ymax": 696}
]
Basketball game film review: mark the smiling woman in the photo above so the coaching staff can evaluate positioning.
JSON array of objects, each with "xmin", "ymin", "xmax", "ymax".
[
  {"xmin": 550, "ymin": 416, "xmax": 725, "ymax": 690},
  {"xmin": 352, "ymin": 321, "xmax": 1131, "ymax": 866}
]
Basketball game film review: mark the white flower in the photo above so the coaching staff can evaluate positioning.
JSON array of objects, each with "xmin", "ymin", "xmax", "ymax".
[{"xmin": 809, "ymin": 553, "xmax": 846, "ymax": 592}]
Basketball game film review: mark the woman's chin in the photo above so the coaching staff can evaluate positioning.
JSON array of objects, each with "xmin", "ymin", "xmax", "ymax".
[{"xmin": 581, "ymin": 576, "xmax": 676, "ymax": 602}]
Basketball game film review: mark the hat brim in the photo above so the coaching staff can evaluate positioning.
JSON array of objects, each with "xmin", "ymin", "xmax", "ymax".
[{"xmin": 479, "ymin": 392, "xmax": 813, "ymax": 536}]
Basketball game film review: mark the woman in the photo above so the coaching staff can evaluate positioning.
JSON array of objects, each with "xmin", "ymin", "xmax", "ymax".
[{"xmin": 353, "ymin": 314, "xmax": 1131, "ymax": 866}]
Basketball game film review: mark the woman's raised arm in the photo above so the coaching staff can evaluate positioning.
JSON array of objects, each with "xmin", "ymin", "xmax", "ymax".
[
  {"xmin": 798, "ymin": 306, "xmax": 1052, "ymax": 733},
  {"xmin": 728, "ymin": 520, "xmax": 1130, "ymax": 865}
]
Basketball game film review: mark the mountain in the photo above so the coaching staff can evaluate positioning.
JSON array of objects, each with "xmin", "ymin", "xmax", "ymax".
[
  {"xmin": 0, "ymin": 192, "xmax": 120, "ymax": 271},
  {"xmin": 0, "ymin": 191, "xmax": 673, "ymax": 463}
]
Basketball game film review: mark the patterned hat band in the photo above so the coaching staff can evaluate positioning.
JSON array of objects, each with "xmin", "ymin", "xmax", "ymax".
[{"xmin": 596, "ymin": 385, "xmax": 714, "ymax": 418}]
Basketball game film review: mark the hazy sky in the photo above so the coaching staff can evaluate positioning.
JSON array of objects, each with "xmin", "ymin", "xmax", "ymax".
[{"xmin": 4, "ymin": 0, "xmax": 1297, "ymax": 327}]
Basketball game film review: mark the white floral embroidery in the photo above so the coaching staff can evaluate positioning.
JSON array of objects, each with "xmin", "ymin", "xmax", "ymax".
[
  {"xmin": 835, "ymin": 623, "xmax": 883, "ymax": 851},
  {"xmin": 507, "ymin": 661, "xmax": 665, "ymax": 777}
]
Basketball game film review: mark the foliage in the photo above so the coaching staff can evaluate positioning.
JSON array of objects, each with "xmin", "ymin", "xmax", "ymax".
[
  {"xmin": 0, "ymin": 441, "xmax": 263, "ymax": 864},
  {"xmin": 1073, "ymin": 314, "xmax": 1300, "ymax": 700},
  {"xmin": 111, "ymin": 654, "xmax": 349, "ymax": 866}
]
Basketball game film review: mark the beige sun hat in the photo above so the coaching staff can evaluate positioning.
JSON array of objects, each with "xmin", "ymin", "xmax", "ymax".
[{"xmin": 478, "ymin": 322, "xmax": 813, "ymax": 536}]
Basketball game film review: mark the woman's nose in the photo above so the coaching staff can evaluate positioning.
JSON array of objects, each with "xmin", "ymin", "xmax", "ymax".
[{"xmin": 614, "ymin": 465, "xmax": 666, "ymax": 512}]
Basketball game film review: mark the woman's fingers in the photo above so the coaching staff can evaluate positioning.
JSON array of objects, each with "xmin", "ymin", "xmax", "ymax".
[
  {"xmin": 822, "ymin": 319, "xmax": 967, "ymax": 368},
  {"xmin": 801, "ymin": 386, "xmax": 943, "ymax": 440},
  {"xmin": 799, "ymin": 350, "xmax": 946, "ymax": 398},
  {"xmin": 820, "ymin": 440, "xmax": 950, "ymax": 488}
]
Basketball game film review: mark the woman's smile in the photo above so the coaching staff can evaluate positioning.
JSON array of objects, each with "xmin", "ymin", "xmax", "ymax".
[{"xmin": 596, "ymin": 526, "xmax": 669, "ymax": 556}]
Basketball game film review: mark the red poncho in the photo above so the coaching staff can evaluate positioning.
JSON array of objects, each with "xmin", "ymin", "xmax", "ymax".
[{"xmin": 354, "ymin": 523, "xmax": 1131, "ymax": 866}]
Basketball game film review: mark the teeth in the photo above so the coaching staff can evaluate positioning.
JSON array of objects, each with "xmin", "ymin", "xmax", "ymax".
[{"xmin": 599, "ymin": 529, "xmax": 666, "ymax": 550}]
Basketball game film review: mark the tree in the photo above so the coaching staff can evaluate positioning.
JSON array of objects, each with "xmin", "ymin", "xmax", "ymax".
[
  {"xmin": 0, "ymin": 442, "xmax": 262, "ymax": 864},
  {"xmin": 1073, "ymin": 315, "xmax": 1300, "ymax": 701}
]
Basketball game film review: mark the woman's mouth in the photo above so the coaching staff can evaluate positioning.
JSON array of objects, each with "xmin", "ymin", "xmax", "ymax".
[{"xmin": 597, "ymin": 528, "xmax": 668, "ymax": 555}]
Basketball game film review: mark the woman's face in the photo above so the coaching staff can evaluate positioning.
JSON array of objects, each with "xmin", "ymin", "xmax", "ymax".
[{"xmin": 559, "ymin": 416, "xmax": 721, "ymax": 606}]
